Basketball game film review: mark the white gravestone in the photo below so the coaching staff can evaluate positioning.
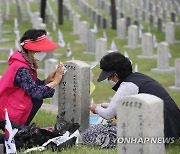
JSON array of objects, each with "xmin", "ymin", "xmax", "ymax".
[
  {"xmin": 169, "ymin": 59, "xmax": 180, "ymax": 91},
  {"xmin": 163, "ymin": 9, "xmax": 167, "ymax": 23},
  {"xmin": 71, "ymin": 14, "xmax": 81, "ymax": 35},
  {"xmin": 117, "ymin": 18, "xmax": 126, "ymax": 39},
  {"xmin": 151, "ymin": 42, "xmax": 174, "ymax": 74},
  {"xmin": 31, "ymin": 12, "xmax": 41, "ymax": 28},
  {"xmin": 5, "ymin": 0, "xmax": 10, "ymax": 20},
  {"xmin": 95, "ymin": 38, "xmax": 107, "ymax": 62},
  {"xmin": 137, "ymin": 33, "xmax": 156, "ymax": 59},
  {"xmin": 34, "ymin": 17, "xmax": 43, "ymax": 29},
  {"xmin": 165, "ymin": 22, "xmax": 175, "ymax": 44},
  {"xmin": 0, "ymin": 13, "xmax": 12, "ymax": 43},
  {"xmin": 85, "ymin": 29, "xmax": 96, "ymax": 54},
  {"xmin": 37, "ymin": 48, "xmax": 54, "ymax": 74},
  {"xmin": 58, "ymin": 60, "xmax": 90, "ymax": 132},
  {"xmin": 75, "ymin": 21, "xmax": 89, "ymax": 44},
  {"xmin": 125, "ymin": 25, "xmax": 140, "ymax": 49},
  {"xmin": 142, "ymin": 10, "xmax": 147, "ymax": 22},
  {"xmin": 16, "ymin": 0, "xmax": 23, "ymax": 22},
  {"xmin": 0, "ymin": 15, "xmax": 2, "ymax": 40},
  {"xmin": 117, "ymin": 94, "xmax": 165, "ymax": 154},
  {"xmin": 37, "ymin": 23, "xmax": 46, "ymax": 30},
  {"xmin": 45, "ymin": 58, "xmax": 58, "ymax": 105}
]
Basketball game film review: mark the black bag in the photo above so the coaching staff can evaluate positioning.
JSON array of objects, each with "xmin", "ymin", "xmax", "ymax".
[
  {"xmin": 54, "ymin": 113, "xmax": 80, "ymax": 135},
  {"xmin": 0, "ymin": 119, "xmax": 80, "ymax": 151}
]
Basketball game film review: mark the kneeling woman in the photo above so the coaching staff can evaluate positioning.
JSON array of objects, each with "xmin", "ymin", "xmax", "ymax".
[{"xmin": 0, "ymin": 29, "xmax": 64, "ymax": 126}]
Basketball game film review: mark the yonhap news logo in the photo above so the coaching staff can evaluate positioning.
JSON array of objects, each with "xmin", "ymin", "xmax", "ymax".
[{"xmin": 117, "ymin": 137, "xmax": 175, "ymax": 144}]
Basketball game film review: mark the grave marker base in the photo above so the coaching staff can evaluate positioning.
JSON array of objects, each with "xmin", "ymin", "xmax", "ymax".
[
  {"xmin": 37, "ymin": 69, "xmax": 45, "ymax": 74},
  {"xmin": 151, "ymin": 67, "xmax": 175, "ymax": 74},
  {"xmin": 0, "ymin": 38, "xmax": 13, "ymax": 43},
  {"xmin": 2, "ymin": 30, "xmax": 13, "ymax": 34},
  {"xmin": 114, "ymin": 36, "xmax": 127, "ymax": 40},
  {"xmin": 53, "ymin": 53, "xmax": 64, "ymax": 58},
  {"xmin": 74, "ymin": 40, "xmax": 85, "ymax": 44},
  {"xmin": 137, "ymin": 54, "xmax": 157, "ymax": 59},
  {"xmin": 124, "ymin": 44, "xmax": 141, "ymax": 49},
  {"xmin": 0, "ymin": 47, "xmax": 10, "ymax": 52},
  {"xmin": 0, "ymin": 60, "xmax": 7, "ymax": 64},
  {"xmin": 83, "ymin": 51, "xmax": 95, "ymax": 55},
  {"xmin": 169, "ymin": 86, "xmax": 180, "ymax": 91}
]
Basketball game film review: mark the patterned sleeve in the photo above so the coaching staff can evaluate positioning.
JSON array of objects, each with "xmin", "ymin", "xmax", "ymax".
[
  {"xmin": 14, "ymin": 67, "xmax": 55, "ymax": 100},
  {"xmin": 36, "ymin": 78, "xmax": 45, "ymax": 85}
]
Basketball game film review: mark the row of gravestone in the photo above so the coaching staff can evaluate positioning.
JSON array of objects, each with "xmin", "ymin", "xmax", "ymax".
[
  {"xmin": 70, "ymin": 0, "xmax": 180, "ymax": 61},
  {"xmin": 116, "ymin": 12, "xmax": 178, "ymax": 33},
  {"xmin": 73, "ymin": 0, "xmax": 109, "ymax": 29},
  {"xmin": 0, "ymin": 0, "xmax": 33, "ymax": 57},
  {"xmin": 115, "ymin": 0, "xmax": 180, "ymax": 18},
  {"xmin": 0, "ymin": 12, "xmax": 14, "ymax": 64},
  {"xmin": 71, "ymin": 13, "xmax": 179, "ymax": 60},
  {"xmin": 0, "ymin": 0, "xmax": 60, "ymax": 73},
  {"xmin": 92, "ymin": 0, "xmax": 180, "ymax": 28},
  {"xmin": 121, "ymin": 22, "xmax": 178, "ymax": 47},
  {"xmin": 70, "ymin": 0, "xmax": 180, "ymax": 75},
  {"xmin": 69, "ymin": 10, "xmax": 180, "ymax": 92},
  {"xmin": 0, "ymin": 0, "xmax": 66, "ymax": 74},
  {"xmin": 91, "ymin": 0, "xmax": 111, "ymax": 16},
  {"xmin": 71, "ymin": 13, "xmax": 107, "ymax": 62},
  {"xmin": 0, "ymin": 3, "xmax": 34, "ymax": 64},
  {"xmin": 71, "ymin": 0, "xmax": 180, "ymax": 41},
  {"xmin": 2, "ymin": 7, "xmax": 176, "ymax": 66},
  {"xmin": 43, "ymin": 0, "xmax": 180, "ymax": 68}
]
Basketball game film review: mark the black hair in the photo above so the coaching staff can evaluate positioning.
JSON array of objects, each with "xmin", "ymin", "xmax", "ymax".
[
  {"xmin": 100, "ymin": 52, "xmax": 132, "ymax": 80},
  {"xmin": 20, "ymin": 29, "xmax": 47, "ymax": 53}
]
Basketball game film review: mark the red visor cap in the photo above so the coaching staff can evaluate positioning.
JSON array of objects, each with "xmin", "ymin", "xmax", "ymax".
[{"xmin": 23, "ymin": 36, "xmax": 58, "ymax": 52}]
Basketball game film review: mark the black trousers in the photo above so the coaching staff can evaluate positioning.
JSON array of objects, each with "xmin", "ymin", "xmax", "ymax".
[{"xmin": 25, "ymin": 98, "xmax": 43, "ymax": 126}]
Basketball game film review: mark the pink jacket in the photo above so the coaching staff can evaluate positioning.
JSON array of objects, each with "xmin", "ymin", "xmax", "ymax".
[{"xmin": 0, "ymin": 51, "xmax": 37, "ymax": 125}]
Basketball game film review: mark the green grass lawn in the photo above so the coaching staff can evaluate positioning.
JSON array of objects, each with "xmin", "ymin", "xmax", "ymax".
[{"xmin": 0, "ymin": 0, "xmax": 180, "ymax": 153}]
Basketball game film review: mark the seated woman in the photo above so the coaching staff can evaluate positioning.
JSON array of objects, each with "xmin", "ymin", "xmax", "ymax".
[
  {"xmin": 0, "ymin": 29, "xmax": 64, "ymax": 126},
  {"xmin": 82, "ymin": 52, "xmax": 180, "ymax": 148}
]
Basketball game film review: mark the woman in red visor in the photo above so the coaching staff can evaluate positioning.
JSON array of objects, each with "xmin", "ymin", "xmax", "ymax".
[{"xmin": 0, "ymin": 29, "xmax": 64, "ymax": 126}]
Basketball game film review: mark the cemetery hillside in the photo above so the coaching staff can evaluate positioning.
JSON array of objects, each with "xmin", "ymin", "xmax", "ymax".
[{"xmin": 0, "ymin": 0, "xmax": 180, "ymax": 153}]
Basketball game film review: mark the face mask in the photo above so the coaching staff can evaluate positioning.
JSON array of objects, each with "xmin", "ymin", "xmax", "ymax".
[
  {"xmin": 108, "ymin": 80, "xmax": 116, "ymax": 87},
  {"xmin": 34, "ymin": 52, "xmax": 47, "ymax": 61}
]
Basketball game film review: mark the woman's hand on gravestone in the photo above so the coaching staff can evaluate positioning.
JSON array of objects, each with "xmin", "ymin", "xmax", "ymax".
[
  {"xmin": 45, "ymin": 71, "xmax": 56, "ymax": 84},
  {"xmin": 54, "ymin": 64, "xmax": 64, "ymax": 84},
  {"xmin": 46, "ymin": 64, "xmax": 64, "ymax": 88}
]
